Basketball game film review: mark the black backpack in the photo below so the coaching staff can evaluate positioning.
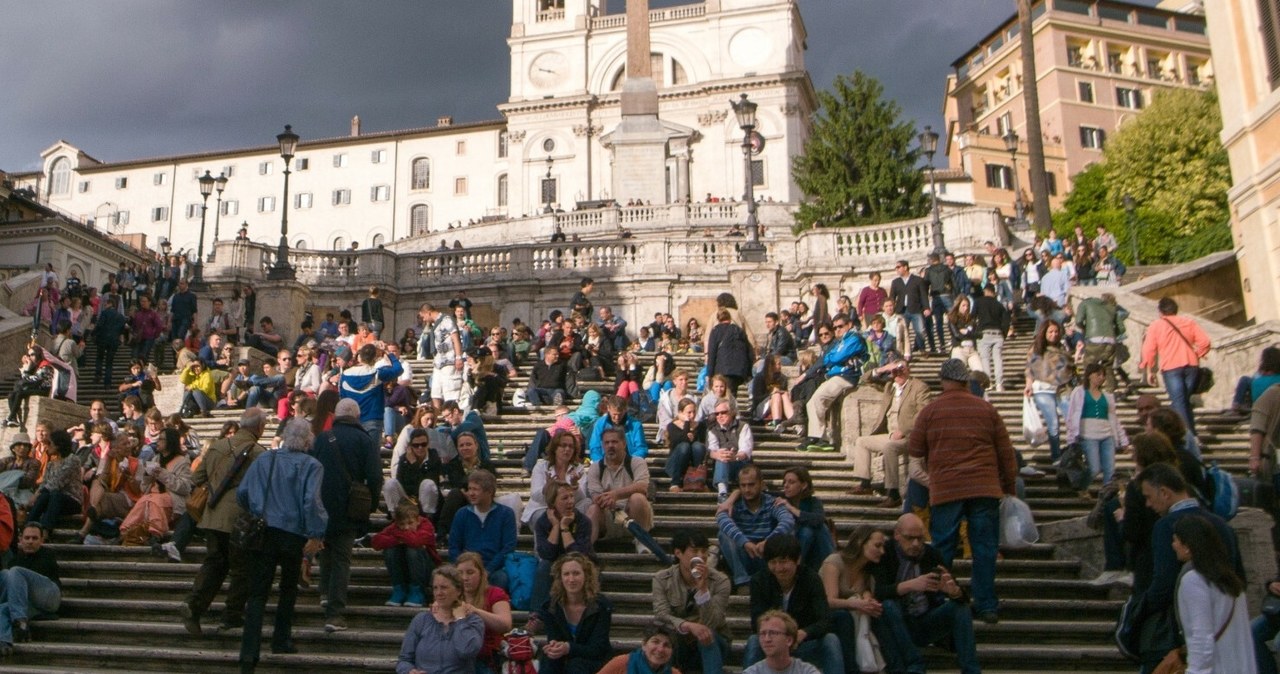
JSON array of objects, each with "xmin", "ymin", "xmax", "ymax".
[{"xmin": 1056, "ymin": 443, "xmax": 1092, "ymax": 492}]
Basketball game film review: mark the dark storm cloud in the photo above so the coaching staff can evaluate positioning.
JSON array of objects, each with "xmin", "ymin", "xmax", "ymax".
[{"xmin": 0, "ymin": 0, "xmax": 1160, "ymax": 172}]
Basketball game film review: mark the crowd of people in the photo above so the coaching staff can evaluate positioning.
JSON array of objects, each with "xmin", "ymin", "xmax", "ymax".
[{"xmin": 1, "ymin": 225, "xmax": 1275, "ymax": 674}]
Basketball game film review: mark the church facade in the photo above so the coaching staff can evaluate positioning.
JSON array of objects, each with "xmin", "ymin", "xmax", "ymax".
[{"xmin": 12, "ymin": 0, "xmax": 814, "ymax": 257}]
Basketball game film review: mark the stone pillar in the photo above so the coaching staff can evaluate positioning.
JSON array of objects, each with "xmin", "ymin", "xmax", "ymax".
[
  {"xmin": 253, "ymin": 279, "xmax": 311, "ymax": 339},
  {"xmin": 727, "ymin": 263, "xmax": 781, "ymax": 344}
]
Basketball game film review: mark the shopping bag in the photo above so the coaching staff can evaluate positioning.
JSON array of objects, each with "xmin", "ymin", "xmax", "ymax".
[
  {"xmin": 999, "ymin": 495, "xmax": 1039, "ymax": 548},
  {"xmin": 1022, "ymin": 397, "xmax": 1048, "ymax": 448}
]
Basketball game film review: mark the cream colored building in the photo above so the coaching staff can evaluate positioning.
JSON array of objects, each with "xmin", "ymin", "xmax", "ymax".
[
  {"xmin": 1203, "ymin": 0, "xmax": 1280, "ymax": 323},
  {"xmin": 9, "ymin": 0, "xmax": 813, "ymax": 257},
  {"xmin": 942, "ymin": 0, "xmax": 1212, "ymax": 222}
]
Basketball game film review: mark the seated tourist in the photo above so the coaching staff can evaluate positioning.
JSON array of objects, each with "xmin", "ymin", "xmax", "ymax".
[
  {"xmin": 371, "ymin": 501, "xmax": 440, "ymax": 608},
  {"xmin": 529, "ymin": 553, "xmax": 614, "ymax": 674},
  {"xmin": 523, "ymin": 430, "xmax": 589, "ymax": 532},
  {"xmin": 395, "ymin": 565, "xmax": 485, "ymax": 674},
  {"xmin": 744, "ymin": 534, "xmax": 841, "ymax": 672},
  {"xmin": 448, "ymin": 470, "xmax": 516, "ymax": 590},
  {"xmin": 743, "ymin": 611, "xmax": 821, "ymax": 674},
  {"xmin": 521, "ymin": 390, "xmax": 601, "ymax": 475},
  {"xmin": 587, "ymin": 395, "xmax": 648, "ymax": 462},
  {"xmin": 664, "ymin": 398, "xmax": 707, "ymax": 492},
  {"xmin": 652, "ymin": 530, "xmax": 731, "ymax": 673},
  {"xmin": 706, "ymin": 400, "xmax": 753, "ymax": 502},
  {"xmin": 597, "ymin": 622, "xmax": 683, "ymax": 674},
  {"xmin": 73, "ymin": 426, "xmax": 142, "ymax": 543},
  {"xmin": 0, "ymin": 434, "xmax": 41, "ymax": 516},
  {"xmin": 0, "ymin": 522, "xmax": 62, "ymax": 655},
  {"xmin": 456, "ymin": 551, "xmax": 513, "ymax": 674},
  {"xmin": 655, "ymin": 368, "xmax": 696, "ymax": 443},
  {"xmin": 716, "ymin": 464, "xmax": 795, "ymax": 587},
  {"xmin": 821, "ymin": 525, "xmax": 896, "ymax": 672},
  {"xmin": 436, "ymin": 432, "xmax": 497, "ymax": 535},
  {"xmin": 383, "ymin": 428, "xmax": 447, "ymax": 518},
  {"xmin": 120, "ymin": 427, "xmax": 192, "ymax": 548},
  {"xmin": 532, "ymin": 481, "xmax": 594, "ymax": 612},
  {"xmin": 442, "ymin": 400, "xmax": 493, "ymax": 463},
  {"xmin": 777, "ymin": 466, "xmax": 835, "ymax": 571},
  {"xmin": 25, "ymin": 430, "xmax": 81, "ymax": 533},
  {"xmin": 527, "ymin": 348, "xmax": 570, "ymax": 406},
  {"xmin": 584, "ymin": 429, "xmax": 654, "ymax": 551}
]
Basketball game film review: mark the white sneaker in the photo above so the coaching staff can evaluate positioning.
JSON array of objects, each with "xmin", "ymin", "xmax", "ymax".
[
  {"xmin": 162, "ymin": 541, "xmax": 182, "ymax": 563},
  {"xmin": 1088, "ymin": 570, "xmax": 1129, "ymax": 586},
  {"xmin": 1019, "ymin": 466, "xmax": 1046, "ymax": 478},
  {"xmin": 635, "ymin": 540, "xmax": 649, "ymax": 555}
]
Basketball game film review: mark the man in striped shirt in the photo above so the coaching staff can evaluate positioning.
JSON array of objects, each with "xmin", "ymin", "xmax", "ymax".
[
  {"xmin": 908, "ymin": 358, "xmax": 1017, "ymax": 625},
  {"xmin": 715, "ymin": 464, "xmax": 795, "ymax": 588}
]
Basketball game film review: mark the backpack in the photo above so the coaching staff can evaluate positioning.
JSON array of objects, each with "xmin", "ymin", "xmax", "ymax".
[
  {"xmin": 628, "ymin": 391, "xmax": 656, "ymax": 423},
  {"xmin": 1207, "ymin": 461, "xmax": 1239, "ymax": 520},
  {"xmin": 1056, "ymin": 443, "xmax": 1092, "ymax": 492},
  {"xmin": 503, "ymin": 552, "xmax": 537, "ymax": 610}
]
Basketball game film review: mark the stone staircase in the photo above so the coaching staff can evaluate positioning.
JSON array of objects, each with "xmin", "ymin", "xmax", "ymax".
[{"xmin": 3, "ymin": 319, "xmax": 1257, "ymax": 673}]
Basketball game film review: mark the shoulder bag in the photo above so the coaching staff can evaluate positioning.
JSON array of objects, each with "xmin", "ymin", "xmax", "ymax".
[
  {"xmin": 1162, "ymin": 318, "xmax": 1214, "ymax": 394},
  {"xmin": 231, "ymin": 452, "xmax": 277, "ymax": 551},
  {"xmin": 329, "ymin": 434, "xmax": 373, "ymax": 521}
]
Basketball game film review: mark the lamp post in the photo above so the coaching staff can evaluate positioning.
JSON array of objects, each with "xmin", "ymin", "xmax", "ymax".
[
  {"xmin": 1123, "ymin": 194, "xmax": 1140, "ymax": 266},
  {"xmin": 918, "ymin": 125, "xmax": 945, "ymax": 255},
  {"xmin": 1003, "ymin": 129, "xmax": 1027, "ymax": 228},
  {"xmin": 731, "ymin": 93, "xmax": 766, "ymax": 262},
  {"xmin": 267, "ymin": 125, "xmax": 299, "ymax": 281},
  {"xmin": 208, "ymin": 172, "xmax": 228, "ymax": 262},
  {"xmin": 191, "ymin": 170, "xmax": 216, "ymax": 289},
  {"xmin": 543, "ymin": 155, "xmax": 555, "ymax": 215}
]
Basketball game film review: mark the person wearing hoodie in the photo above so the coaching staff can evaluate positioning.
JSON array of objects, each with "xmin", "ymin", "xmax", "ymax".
[
  {"xmin": 339, "ymin": 342, "xmax": 403, "ymax": 446},
  {"xmin": 521, "ymin": 390, "xmax": 602, "ymax": 474},
  {"xmin": 587, "ymin": 395, "xmax": 648, "ymax": 463}
]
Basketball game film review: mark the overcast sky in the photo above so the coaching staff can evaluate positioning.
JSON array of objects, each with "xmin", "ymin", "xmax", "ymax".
[{"xmin": 0, "ymin": 0, "xmax": 1157, "ymax": 173}]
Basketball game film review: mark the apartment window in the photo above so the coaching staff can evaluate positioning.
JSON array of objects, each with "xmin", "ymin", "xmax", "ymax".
[
  {"xmin": 1066, "ymin": 45, "xmax": 1085, "ymax": 68},
  {"xmin": 410, "ymin": 204, "xmax": 430, "ymax": 235},
  {"xmin": 985, "ymin": 164, "xmax": 1013, "ymax": 190},
  {"xmin": 456, "ymin": 141, "xmax": 466, "ymax": 156},
  {"xmin": 77, "ymin": 180, "xmax": 90, "ymax": 194},
  {"xmin": 541, "ymin": 176, "xmax": 557, "ymax": 205},
  {"xmin": 295, "ymin": 157, "xmax": 309, "ymax": 171},
  {"xmin": 1080, "ymin": 126, "xmax": 1107, "ymax": 150},
  {"xmin": 1116, "ymin": 87, "xmax": 1144, "ymax": 109},
  {"xmin": 371, "ymin": 185, "xmax": 391, "ymax": 202},
  {"xmin": 257, "ymin": 196, "xmax": 276, "ymax": 213},
  {"xmin": 222, "ymin": 165, "xmax": 236, "ymax": 177},
  {"xmin": 411, "ymin": 158, "xmax": 431, "ymax": 190},
  {"xmin": 371, "ymin": 149, "xmax": 387, "ymax": 164},
  {"xmin": 221, "ymin": 200, "xmax": 239, "ymax": 216},
  {"xmin": 115, "ymin": 177, "xmax": 128, "ymax": 189},
  {"xmin": 1098, "ymin": 4, "xmax": 1130, "ymax": 22},
  {"xmin": 1263, "ymin": 0, "xmax": 1280, "ymax": 89},
  {"xmin": 751, "ymin": 159, "xmax": 765, "ymax": 187},
  {"xmin": 259, "ymin": 161, "xmax": 274, "ymax": 175},
  {"xmin": 454, "ymin": 177, "xmax": 468, "ymax": 196},
  {"xmin": 332, "ymin": 189, "xmax": 351, "ymax": 206},
  {"xmin": 192, "ymin": 168, "xmax": 203, "ymax": 180},
  {"xmin": 47, "ymin": 158, "xmax": 71, "ymax": 196},
  {"xmin": 114, "ymin": 211, "xmax": 130, "ymax": 227},
  {"xmin": 333, "ymin": 153, "xmax": 348, "ymax": 168},
  {"xmin": 185, "ymin": 203, "xmax": 202, "ymax": 219},
  {"xmin": 1056, "ymin": 0, "xmax": 1091, "ymax": 16},
  {"xmin": 153, "ymin": 172, "xmax": 168, "ymax": 186},
  {"xmin": 996, "ymin": 113, "xmax": 1013, "ymax": 137},
  {"xmin": 497, "ymin": 174, "xmax": 509, "ymax": 208},
  {"xmin": 498, "ymin": 131, "xmax": 509, "ymax": 158},
  {"xmin": 1078, "ymin": 81, "xmax": 1094, "ymax": 103},
  {"xmin": 1137, "ymin": 11, "xmax": 1168, "ymax": 28},
  {"xmin": 1107, "ymin": 51, "xmax": 1123, "ymax": 74},
  {"xmin": 151, "ymin": 206, "xmax": 169, "ymax": 222},
  {"xmin": 295, "ymin": 192, "xmax": 313, "ymax": 209},
  {"xmin": 1045, "ymin": 172, "xmax": 1058, "ymax": 196}
]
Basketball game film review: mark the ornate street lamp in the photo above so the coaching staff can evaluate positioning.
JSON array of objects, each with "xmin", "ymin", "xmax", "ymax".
[
  {"xmin": 918, "ymin": 125, "xmax": 945, "ymax": 255},
  {"xmin": 543, "ymin": 155, "xmax": 555, "ymax": 215},
  {"xmin": 267, "ymin": 124, "xmax": 299, "ymax": 280},
  {"xmin": 1003, "ymin": 129, "xmax": 1027, "ymax": 228},
  {"xmin": 731, "ymin": 93, "xmax": 767, "ymax": 262},
  {"xmin": 191, "ymin": 170, "xmax": 216, "ymax": 288},
  {"xmin": 208, "ymin": 172, "xmax": 228, "ymax": 262}
]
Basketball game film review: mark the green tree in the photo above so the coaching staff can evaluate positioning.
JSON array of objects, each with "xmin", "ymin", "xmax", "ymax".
[
  {"xmin": 1052, "ymin": 87, "xmax": 1232, "ymax": 264},
  {"xmin": 790, "ymin": 71, "xmax": 928, "ymax": 231}
]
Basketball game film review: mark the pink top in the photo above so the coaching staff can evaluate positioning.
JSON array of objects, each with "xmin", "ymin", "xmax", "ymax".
[{"xmin": 1139, "ymin": 315, "xmax": 1211, "ymax": 372}]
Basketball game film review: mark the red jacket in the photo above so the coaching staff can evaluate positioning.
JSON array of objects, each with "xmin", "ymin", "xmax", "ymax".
[{"xmin": 370, "ymin": 518, "xmax": 441, "ymax": 564}]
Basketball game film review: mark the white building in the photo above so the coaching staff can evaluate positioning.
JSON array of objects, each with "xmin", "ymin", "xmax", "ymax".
[{"xmin": 10, "ymin": 0, "xmax": 814, "ymax": 256}]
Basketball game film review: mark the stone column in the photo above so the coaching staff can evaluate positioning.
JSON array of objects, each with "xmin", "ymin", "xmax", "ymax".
[{"xmin": 727, "ymin": 263, "xmax": 781, "ymax": 345}]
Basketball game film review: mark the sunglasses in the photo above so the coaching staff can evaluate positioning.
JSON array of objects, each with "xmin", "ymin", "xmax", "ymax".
[{"xmin": 410, "ymin": 442, "xmax": 429, "ymax": 448}]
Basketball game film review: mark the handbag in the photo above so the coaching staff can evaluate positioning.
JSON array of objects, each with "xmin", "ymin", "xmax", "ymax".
[
  {"xmin": 231, "ymin": 452, "xmax": 277, "ymax": 551},
  {"xmin": 1153, "ymin": 596, "xmax": 1236, "ymax": 674},
  {"xmin": 191, "ymin": 440, "xmax": 255, "ymax": 524},
  {"xmin": 327, "ymin": 434, "xmax": 373, "ymax": 522},
  {"xmin": 1162, "ymin": 318, "xmax": 1213, "ymax": 394},
  {"xmin": 185, "ymin": 483, "xmax": 210, "ymax": 523},
  {"xmin": 682, "ymin": 464, "xmax": 709, "ymax": 492}
]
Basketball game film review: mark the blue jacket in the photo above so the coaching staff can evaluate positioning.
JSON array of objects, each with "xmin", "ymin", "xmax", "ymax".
[
  {"xmin": 822, "ymin": 331, "xmax": 869, "ymax": 383},
  {"xmin": 587, "ymin": 413, "xmax": 648, "ymax": 462},
  {"xmin": 93, "ymin": 307, "xmax": 127, "ymax": 347},
  {"xmin": 449, "ymin": 502, "xmax": 517, "ymax": 577},
  {"xmin": 339, "ymin": 354, "xmax": 402, "ymax": 424},
  {"xmin": 236, "ymin": 449, "xmax": 328, "ymax": 539}
]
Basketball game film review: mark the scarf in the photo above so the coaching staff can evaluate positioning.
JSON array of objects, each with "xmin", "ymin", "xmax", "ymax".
[{"xmin": 626, "ymin": 648, "xmax": 672, "ymax": 674}]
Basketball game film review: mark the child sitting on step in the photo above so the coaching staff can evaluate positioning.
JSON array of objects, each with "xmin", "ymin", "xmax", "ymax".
[{"xmin": 371, "ymin": 501, "xmax": 441, "ymax": 607}]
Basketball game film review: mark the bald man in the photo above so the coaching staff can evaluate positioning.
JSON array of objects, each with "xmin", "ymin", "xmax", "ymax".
[{"xmin": 865, "ymin": 514, "xmax": 980, "ymax": 674}]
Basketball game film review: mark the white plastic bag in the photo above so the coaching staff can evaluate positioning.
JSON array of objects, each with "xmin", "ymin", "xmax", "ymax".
[
  {"xmin": 1000, "ymin": 495, "xmax": 1039, "ymax": 548},
  {"xmin": 1021, "ymin": 396, "xmax": 1048, "ymax": 448}
]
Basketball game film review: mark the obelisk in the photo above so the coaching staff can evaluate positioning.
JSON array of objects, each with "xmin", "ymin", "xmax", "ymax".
[{"xmin": 609, "ymin": 0, "xmax": 668, "ymax": 204}]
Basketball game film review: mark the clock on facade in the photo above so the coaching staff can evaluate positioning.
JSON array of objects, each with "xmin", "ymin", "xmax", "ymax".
[{"xmin": 529, "ymin": 51, "xmax": 569, "ymax": 88}]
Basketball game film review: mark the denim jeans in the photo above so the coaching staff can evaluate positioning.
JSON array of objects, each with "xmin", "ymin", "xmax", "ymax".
[
  {"xmin": 523, "ymin": 429, "xmax": 552, "ymax": 474},
  {"xmin": 383, "ymin": 546, "xmax": 433, "ymax": 593},
  {"xmin": 1032, "ymin": 392, "xmax": 1068, "ymax": 461},
  {"xmin": 712, "ymin": 459, "xmax": 747, "ymax": 492},
  {"xmin": 27, "ymin": 490, "xmax": 78, "ymax": 532},
  {"xmin": 904, "ymin": 311, "xmax": 928, "ymax": 352},
  {"xmin": 362, "ymin": 419, "xmax": 384, "ymax": 448},
  {"xmin": 1099, "ymin": 495, "xmax": 1126, "ymax": 571},
  {"xmin": 183, "ymin": 389, "xmax": 215, "ymax": 415},
  {"xmin": 796, "ymin": 521, "xmax": 835, "ymax": 572},
  {"xmin": 526, "ymin": 386, "xmax": 566, "ymax": 406},
  {"xmin": 246, "ymin": 374, "xmax": 285, "ymax": 408},
  {"xmin": 383, "ymin": 406, "xmax": 407, "ymax": 440},
  {"xmin": 673, "ymin": 631, "xmax": 728, "ymax": 674},
  {"xmin": 664, "ymin": 441, "xmax": 707, "ymax": 483},
  {"xmin": 1078, "ymin": 436, "xmax": 1116, "ymax": 484},
  {"xmin": 0, "ymin": 567, "xmax": 62, "ymax": 645},
  {"xmin": 929, "ymin": 294, "xmax": 953, "ymax": 353},
  {"xmin": 1162, "ymin": 366, "xmax": 1202, "ymax": 458},
  {"xmin": 241, "ymin": 527, "xmax": 305, "ymax": 664},
  {"xmin": 930, "ymin": 497, "xmax": 1000, "ymax": 615},
  {"xmin": 905, "ymin": 598, "xmax": 981, "ymax": 674},
  {"xmin": 743, "ymin": 632, "xmax": 843, "ymax": 673},
  {"xmin": 718, "ymin": 530, "xmax": 765, "ymax": 586},
  {"xmin": 1253, "ymin": 613, "xmax": 1280, "ymax": 674}
]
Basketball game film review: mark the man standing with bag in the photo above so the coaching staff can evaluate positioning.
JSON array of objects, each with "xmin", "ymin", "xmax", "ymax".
[
  {"xmin": 179, "ymin": 408, "xmax": 267, "ymax": 635},
  {"xmin": 312, "ymin": 398, "xmax": 382, "ymax": 633},
  {"xmin": 1139, "ymin": 297, "xmax": 1211, "ymax": 458}
]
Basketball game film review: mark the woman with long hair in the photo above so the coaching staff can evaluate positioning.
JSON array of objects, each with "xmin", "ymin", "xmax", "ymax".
[
  {"xmin": 1172, "ymin": 515, "xmax": 1256, "ymax": 674},
  {"xmin": 780, "ymin": 466, "xmax": 834, "ymax": 570},
  {"xmin": 946, "ymin": 295, "xmax": 984, "ymax": 374},
  {"xmin": 1024, "ymin": 319, "xmax": 1073, "ymax": 462},
  {"xmin": 122, "ymin": 427, "xmax": 191, "ymax": 547},
  {"xmin": 664, "ymin": 398, "xmax": 707, "ymax": 492},
  {"xmin": 455, "ymin": 552, "xmax": 513, "ymax": 674},
  {"xmin": 806, "ymin": 283, "xmax": 831, "ymax": 343},
  {"xmin": 1065, "ymin": 362, "xmax": 1129, "ymax": 486},
  {"xmin": 965, "ymin": 254, "xmax": 989, "ymax": 297},
  {"xmin": 1146, "ymin": 408, "xmax": 1209, "ymax": 498},
  {"xmin": 835, "ymin": 294, "xmax": 857, "ymax": 329},
  {"xmin": 684, "ymin": 318, "xmax": 703, "ymax": 353},
  {"xmin": 396, "ymin": 565, "xmax": 485, "ymax": 674},
  {"xmin": 820, "ymin": 525, "xmax": 888, "ymax": 673},
  {"xmin": 530, "ymin": 553, "xmax": 614, "ymax": 674},
  {"xmin": 656, "ymin": 368, "xmax": 696, "ymax": 443},
  {"xmin": 643, "ymin": 352, "xmax": 676, "ymax": 403},
  {"xmin": 524, "ymin": 430, "xmax": 589, "ymax": 530},
  {"xmin": 311, "ymin": 389, "xmax": 340, "ymax": 435},
  {"xmin": 531, "ymin": 482, "xmax": 595, "ymax": 613},
  {"xmin": 759, "ymin": 354, "xmax": 794, "ymax": 428}
]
